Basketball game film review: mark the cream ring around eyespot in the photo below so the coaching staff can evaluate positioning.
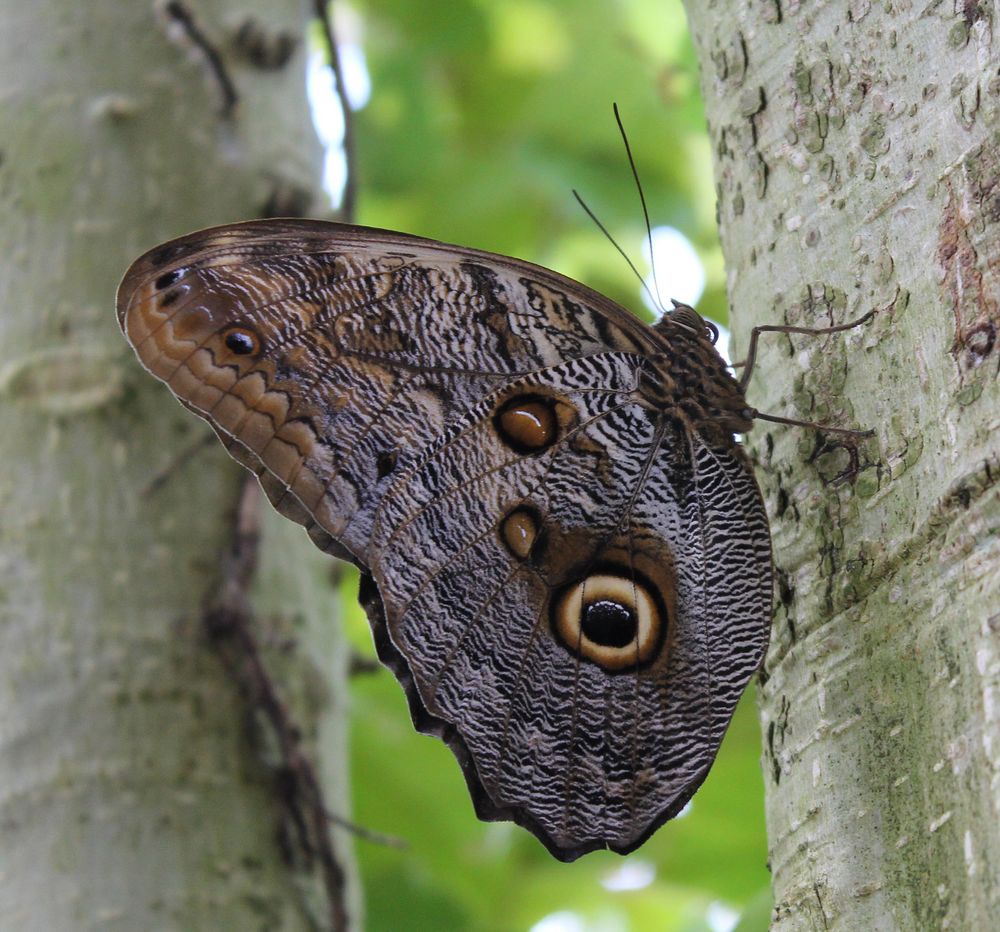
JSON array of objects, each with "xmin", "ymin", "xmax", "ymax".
[{"xmin": 552, "ymin": 572, "xmax": 664, "ymax": 671}]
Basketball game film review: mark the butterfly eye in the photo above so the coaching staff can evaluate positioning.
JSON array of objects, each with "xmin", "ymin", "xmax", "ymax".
[
  {"xmin": 552, "ymin": 571, "xmax": 665, "ymax": 671},
  {"xmin": 223, "ymin": 327, "xmax": 260, "ymax": 356},
  {"xmin": 667, "ymin": 301, "xmax": 705, "ymax": 336}
]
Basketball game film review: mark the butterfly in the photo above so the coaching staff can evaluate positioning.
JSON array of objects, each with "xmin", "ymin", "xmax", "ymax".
[{"xmin": 117, "ymin": 218, "xmax": 776, "ymax": 862}]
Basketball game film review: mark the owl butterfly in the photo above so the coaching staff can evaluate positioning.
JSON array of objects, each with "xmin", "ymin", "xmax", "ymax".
[{"xmin": 118, "ymin": 219, "xmax": 869, "ymax": 861}]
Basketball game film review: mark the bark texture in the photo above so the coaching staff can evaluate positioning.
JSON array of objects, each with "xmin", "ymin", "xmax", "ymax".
[
  {"xmin": 0, "ymin": 2, "xmax": 356, "ymax": 928},
  {"xmin": 684, "ymin": 2, "xmax": 1000, "ymax": 929}
]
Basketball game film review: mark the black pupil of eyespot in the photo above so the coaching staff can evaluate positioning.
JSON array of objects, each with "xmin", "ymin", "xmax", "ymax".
[
  {"xmin": 581, "ymin": 599, "xmax": 637, "ymax": 648},
  {"xmin": 225, "ymin": 331, "xmax": 256, "ymax": 354}
]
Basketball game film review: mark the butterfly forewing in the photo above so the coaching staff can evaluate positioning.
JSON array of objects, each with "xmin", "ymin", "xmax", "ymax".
[{"xmin": 117, "ymin": 219, "xmax": 772, "ymax": 860}]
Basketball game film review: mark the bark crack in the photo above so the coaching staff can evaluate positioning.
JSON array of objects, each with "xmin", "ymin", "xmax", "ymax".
[
  {"xmin": 160, "ymin": 0, "xmax": 239, "ymax": 117},
  {"xmin": 206, "ymin": 478, "xmax": 350, "ymax": 932}
]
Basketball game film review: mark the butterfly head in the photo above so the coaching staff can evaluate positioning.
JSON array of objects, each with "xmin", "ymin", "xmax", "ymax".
[{"xmin": 658, "ymin": 300, "xmax": 719, "ymax": 344}]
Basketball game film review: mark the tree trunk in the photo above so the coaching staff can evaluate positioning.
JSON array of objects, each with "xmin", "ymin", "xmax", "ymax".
[
  {"xmin": 0, "ymin": 2, "xmax": 357, "ymax": 928},
  {"xmin": 684, "ymin": 3, "xmax": 1000, "ymax": 928}
]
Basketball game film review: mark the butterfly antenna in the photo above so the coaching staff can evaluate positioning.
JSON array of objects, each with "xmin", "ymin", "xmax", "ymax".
[
  {"xmin": 613, "ymin": 102, "xmax": 667, "ymax": 315},
  {"xmin": 572, "ymin": 189, "xmax": 662, "ymax": 312}
]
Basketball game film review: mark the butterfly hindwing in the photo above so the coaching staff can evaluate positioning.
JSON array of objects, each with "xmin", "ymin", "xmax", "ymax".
[{"xmin": 371, "ymin": 385, "xmax": 770, "ymax": 857}]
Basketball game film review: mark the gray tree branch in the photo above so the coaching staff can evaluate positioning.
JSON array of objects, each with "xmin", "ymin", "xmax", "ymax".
[{"xmin": 685, "ymin": 3, "xmax": 1000, "ymax": 928}]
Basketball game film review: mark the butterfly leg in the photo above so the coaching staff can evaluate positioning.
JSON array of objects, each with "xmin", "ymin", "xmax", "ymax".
[
  {"xmin": 747, "ymin": 408, "xmax": 875, "ymax": 438},
  {"xmin": 734, "ymin": 309, "xmax": 878, "ymax": 437},
  {"xmin": 735, "ymin": 308, "xmax": 876, "ymax": 391}
]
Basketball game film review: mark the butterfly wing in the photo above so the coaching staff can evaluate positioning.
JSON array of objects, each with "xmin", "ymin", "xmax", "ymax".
[
  {"xmin": 369, "ymin": 375, "xmax": 771, "ymax": 859},
  {"xmin": 118, "ymin": 220, "xmax": 652, "ymax": 561},
  {"xmin": 117, "ymin": 219, "xmax": 771, "ymax": 859}
]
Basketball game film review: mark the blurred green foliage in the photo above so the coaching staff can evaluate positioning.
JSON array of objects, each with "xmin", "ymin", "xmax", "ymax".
[
  {"xmin": 336, "ymin": 1, "xmax": 770, "ymax": 928},
  {"xmin": 350, "ymin": 0, "xmax": 729, "ymax": 328}
]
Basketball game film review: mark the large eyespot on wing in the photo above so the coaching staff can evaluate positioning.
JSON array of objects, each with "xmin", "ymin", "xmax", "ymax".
[
  {"xmin": 550, "ymin": 562, "xmax": 669, "ymax": 671},
  {"xmin": 366, "ymin": 385, "xmax": 772, "ymax": 860}
]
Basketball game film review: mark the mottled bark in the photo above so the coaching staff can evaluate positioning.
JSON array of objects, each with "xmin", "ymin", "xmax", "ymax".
[
  {"xmin": 0, "ymin": 2, "xmax": 357, "ymax": 928},
  {"xmin": 684, "ymin": 2, "xmax": 1000, "ymax": 929}
]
